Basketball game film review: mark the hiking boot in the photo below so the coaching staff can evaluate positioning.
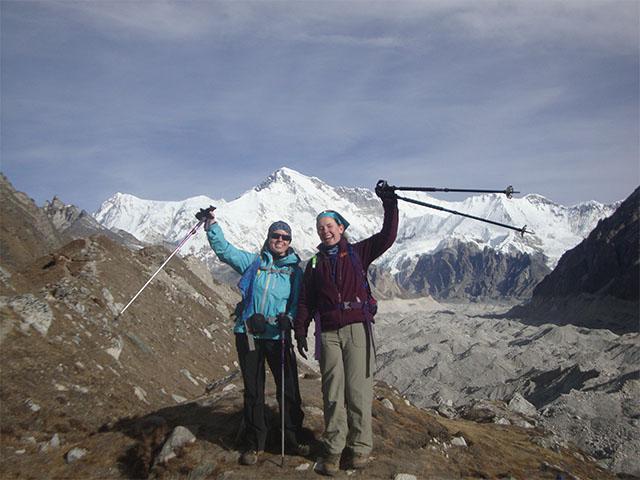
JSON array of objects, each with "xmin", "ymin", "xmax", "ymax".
[
  {"xmin": 349, "ymin": 452, "xmax": 370, "ymax": 469},
  {"xmin": 315, "ymin": 453, "xmax": 340, "ymax": 476},
  {"xmin": 239, "ymin": 450, "xmax": 260, "ymax": 465}
]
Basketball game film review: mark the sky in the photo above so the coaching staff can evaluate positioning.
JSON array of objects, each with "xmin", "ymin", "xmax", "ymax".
[{"xmin": 1, "ymin": 0, "xmax": 638, "ymax": 212}]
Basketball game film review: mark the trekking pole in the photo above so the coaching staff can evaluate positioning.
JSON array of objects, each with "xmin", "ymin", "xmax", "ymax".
[
  {"xmin": 390, "ymin": 184, "xmax": 518, "ymax": 198},
  {"xmin": 277, "ymin": 314, "xmax": 291, "ymax": 467},
  {"xmin": 395, "ymin": 194, "xmax": 532, "ymax": 236},
  {"xmin": 281, "ymin": 331, "xmax": 286, "ymax": 467},
  {"xmin": 376, "ymin": 180, "xmax": 533, "ymax": 236},
  {"xmin": 117, "ymin": 206, "xmax": 216, "ymax": 317}
]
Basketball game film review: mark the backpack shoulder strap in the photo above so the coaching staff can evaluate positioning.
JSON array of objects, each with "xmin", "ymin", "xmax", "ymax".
[
  {"xmin": 237, "ymin": 255, "xmax": 261, "ymax": 320},
  {"xmin": 286, "ymin": 265, "xmax": 301, "ymax": 314},
  {"xmin": 347, "ymin": 244, "xmax": 371, "ymax": 294}
]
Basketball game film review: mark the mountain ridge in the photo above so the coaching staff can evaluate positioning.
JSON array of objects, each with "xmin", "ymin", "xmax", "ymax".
[
  {"xmin": 507, "ymin": 186, "xmax": 640, "ymax": 334},
  {"xmin": 93, "ymin": 167, "xmax": 620, "ymax": 300}
]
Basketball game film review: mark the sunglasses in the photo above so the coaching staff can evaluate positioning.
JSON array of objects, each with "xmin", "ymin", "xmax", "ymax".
[{"xmin": 269, "ymin": 233, "xmax": 291, "ymax": 242}]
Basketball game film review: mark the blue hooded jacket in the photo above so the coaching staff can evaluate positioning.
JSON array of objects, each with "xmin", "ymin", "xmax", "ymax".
[{"xmin": 206, "ymin": 222, "xmax": 302, "ymax": 340}]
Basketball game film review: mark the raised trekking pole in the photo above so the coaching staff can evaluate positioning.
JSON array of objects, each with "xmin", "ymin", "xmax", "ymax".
[
  {"xmin": 117, "ymin": 206, "xmax": 216, "ymax": 317},
  {"xmin": 391, "ymin": 184, "xmax": 518, "ymax": 198},
  {"xmin": 377, "ymin": 180, "xmax": 533, "ymax": 236}
]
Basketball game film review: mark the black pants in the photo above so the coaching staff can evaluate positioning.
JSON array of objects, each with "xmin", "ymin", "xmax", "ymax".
[{"xmin": 235, "ymin": 333, "xmax": 305, "ymax": 451}]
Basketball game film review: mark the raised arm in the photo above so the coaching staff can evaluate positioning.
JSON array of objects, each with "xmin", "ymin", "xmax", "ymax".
[
  {"xmin": 354, "ymin": 196, "xmax": 399, "ymax": 269},
  {"xmin": 205, "ymin": 216, "xmax": 258, "ymax": 274}
]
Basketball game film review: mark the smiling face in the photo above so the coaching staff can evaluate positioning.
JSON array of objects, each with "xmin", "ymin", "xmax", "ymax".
[
  {"xmin": 316, "ymin": 216, "xmax": 345, "ymax": 247},
  {"xmin": 267, "ymin": 229, "xmax": 291, "ymax": 257}
]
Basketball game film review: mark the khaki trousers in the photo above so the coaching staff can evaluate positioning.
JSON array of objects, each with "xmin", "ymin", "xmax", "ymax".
[{"xmin": 319, "ymin": 322, "xmax": 374, "ymax": 455}]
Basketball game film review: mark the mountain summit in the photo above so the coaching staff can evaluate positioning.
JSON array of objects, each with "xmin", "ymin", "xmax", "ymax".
[{"xmin": 93, "ymin": 167, "xmax": 619, "ymax": 299}]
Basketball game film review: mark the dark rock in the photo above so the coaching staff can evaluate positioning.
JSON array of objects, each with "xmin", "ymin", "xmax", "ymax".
[
  {"xmin": 510, "ymin": 187, "xmax": 639, "ymax": 334},
  {"xmin": 533, "ymin": 187, "xmax": 639, "ymax": 301},
  {"xmin": 391, "ymin": 240, "xmax": 550, "ymax": 300}
]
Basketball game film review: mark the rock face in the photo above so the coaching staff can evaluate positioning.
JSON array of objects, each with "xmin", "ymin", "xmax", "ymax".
[
  {"xmin": 0, "ymin": 175, "xmax": 144, "ymax": 277},
  {"xmin": 534, "ymin": 186, "xmax": 639, "ymax": 301},
  {"xmin": 513, "ymin": 186, "xmax": 639, "ymax": 333},
  {"xmin": 0, "ymin": 173, "xmax": 63, "ymax": 271},
  {"xmin": 393, "ymin": 239, "xmax": 550, "ymax": 299},
  {"xmin": 43, "ymin": 196, "xmax": 145, "ymax": 249}
]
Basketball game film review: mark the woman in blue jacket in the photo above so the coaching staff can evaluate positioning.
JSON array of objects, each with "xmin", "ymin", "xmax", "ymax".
[{"xmin": 204, "ymin": 211, "xmax": 307, "ymax": 465}]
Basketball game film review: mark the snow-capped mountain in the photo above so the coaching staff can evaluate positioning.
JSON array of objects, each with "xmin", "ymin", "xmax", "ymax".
[
  {"xmin": 93, "ymin": 167, "xmax": 620, "ymax": 299},
  {"xmin": 94, "ymin": 193, "xmax": 226, "ymax": 245},
  {"xmin": 385, "ymin": 192, "xmax": 617, "ymax": 274}
]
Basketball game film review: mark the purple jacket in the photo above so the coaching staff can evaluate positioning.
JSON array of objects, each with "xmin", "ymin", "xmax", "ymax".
[{"xmin": 294, "ymin": 198, "xmax": 398, "ymax": 338}]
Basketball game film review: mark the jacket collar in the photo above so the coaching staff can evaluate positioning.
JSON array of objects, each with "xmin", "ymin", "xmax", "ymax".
[
  {"xmin": 316, "ymin": 237, "xmax": 349, "ymax": 256},
  {"xmin": 262, "ymin": 247, "xmax": 300, "ymax": 267}
]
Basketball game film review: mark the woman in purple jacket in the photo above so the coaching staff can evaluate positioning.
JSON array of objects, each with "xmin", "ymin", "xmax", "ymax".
[{"xmin": 294, "ymin": 181, "xmax": 398, "ymax": 476}]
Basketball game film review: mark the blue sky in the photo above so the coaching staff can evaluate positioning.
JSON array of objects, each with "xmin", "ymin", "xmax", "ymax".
[{"xmin": 2, "ymin": 1, "xmax": 638, "ymax": 212}]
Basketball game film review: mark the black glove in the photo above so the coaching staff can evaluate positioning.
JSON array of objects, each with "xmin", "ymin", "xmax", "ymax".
[
  {"xmin": 295, "ymin": 336, "xmax": 308, "ymax": 360},
  {"xmin": 246, "ymin": 313, "xmax": 267, "ymax": 334},
  {"xmin": 196, "ymin": 206, "xmax": 217, "ymax": 230},
  {"xmin": 195, "ymin": 205, "xmax": 216, "ymax": 221},
  {"xmin": 375, "ymin": 180, "xmax": 396, "ymax": 200},
  {"xmin": 276, "ymin": 313, "xmax": 292, "ymax": 331}
]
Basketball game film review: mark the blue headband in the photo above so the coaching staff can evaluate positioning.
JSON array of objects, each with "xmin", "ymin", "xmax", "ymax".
[{"xmin": 316, "ymin": 210, "xmax": 350, "ymax": 230}]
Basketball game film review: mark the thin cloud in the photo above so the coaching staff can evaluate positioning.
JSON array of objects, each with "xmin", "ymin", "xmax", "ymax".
[
  {"xmin": 447, "ymin": 1, "xmax": 638, "ymax": 51},
  {"xmin": 295, "ymin": 32, "xmax": 405, "ymax": 48},
  {"xmin": 1, "ymin": 1, "xmax": 637, "ymax": 211},
  {"xmin": 52, "ymin": 1, "xmax": 218, "ymax": 40},
  {"xmin": 41, "ymin": 0, "xmax": 637, "ymax": 53}
]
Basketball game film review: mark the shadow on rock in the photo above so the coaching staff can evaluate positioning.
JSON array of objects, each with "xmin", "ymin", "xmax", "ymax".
[{"xmin": 104, "ymin": 401, "xmax": 243, "ymax": 479}]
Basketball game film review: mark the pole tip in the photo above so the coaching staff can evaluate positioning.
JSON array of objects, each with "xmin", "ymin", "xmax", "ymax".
[{"xmin": 520, "ymin": 224, "xmax": 535, "ymax": 236}]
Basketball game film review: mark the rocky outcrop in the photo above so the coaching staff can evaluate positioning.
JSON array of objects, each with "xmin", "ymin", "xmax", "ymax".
[
  {"xmin": 511, "ymin": 187, "xmax": 639, "ymax": 333},
  {"xmin": 533, "ymin": 187, "xmax": 639, "ymax": 301},
  {"xmin": 0, "ymin": 173, "xmax": 63, "ymax": 271},
  {"xmin": 388, "ymin": 239, "xmax": 550, "ymax": 300},
  {"xmin": 43, "ymin": 196, "xmax": 145, "ymax": 249}
]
